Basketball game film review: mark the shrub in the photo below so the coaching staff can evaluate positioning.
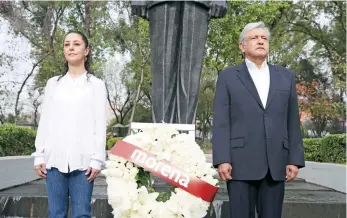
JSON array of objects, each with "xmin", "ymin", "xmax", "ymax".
[
  {"xmin": 303, "ymin": 134, "xmax": 346, "ymax": 164},
  {"xmin": 107, "ymin": 137, "xmax": 123, "ymax": 150},
  {"xmin": 303, "ymin": 138, "xmax": 324, "ymax": 162},
  {"xmin": 320, "ymin": 134, "xmax": 346, "ymax": 164},
  {"xmin": 0, "ymin": 124, "xmax": 36, "ymax": 156}
]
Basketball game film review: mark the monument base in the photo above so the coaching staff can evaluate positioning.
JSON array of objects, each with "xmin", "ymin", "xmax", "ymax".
[{"xmin": 0, "ymin": 174, "xmax": 345, "ymax": 218}]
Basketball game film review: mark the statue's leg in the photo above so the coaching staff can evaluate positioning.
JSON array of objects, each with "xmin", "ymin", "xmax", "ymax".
[
  {"xmin": 176, "ymin": 2, "xmax": 209, "ymax": 124},
  {"xmin": 148, "ymin": 2, "xmax": 182, "ymax": 123}
]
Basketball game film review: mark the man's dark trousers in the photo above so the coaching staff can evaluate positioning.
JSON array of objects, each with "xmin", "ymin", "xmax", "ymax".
[{"xmin": 227, "ymin": 170, "xmax": 285, "ymax": 218}]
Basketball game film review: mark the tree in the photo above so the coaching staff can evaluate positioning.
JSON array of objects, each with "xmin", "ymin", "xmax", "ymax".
[
  {"xmin": 205, "ymin": 1, "xmax": 291, "ymax": 72},
  {"xmin": 103, "ymin": 57, "xmax": 136, "ymax": 125},
  {"xmin": 284, "ymin": 1, "xmax": 346, "ymax": 90},
  {"xmin": 297, "ymin": 80, "xmax": 344, "ymax": 137},
  {"xmin": 107, "ymin": 2, "xmax": 151, "ymax": 128},
  {"xmin": 293, "ymin": 59, "xmax": 324, "ymax": 84},
  {"xmin": 310, "ymin": 97, "xmax": 343, "ymax": 137},
  {"xmin": 26, "ymin": 87, "xmax": 44, "ymax": 127},
  {"xmin": 196, "ymin": 69, "xmax": 217, "ymax": 142},
  {"xmin": 0, "ymin": 88, "xmax": 13, "ymax": 124},
  {"xmin": 14, "ymin": 53, "xmax": 49, "ymax": 123}
]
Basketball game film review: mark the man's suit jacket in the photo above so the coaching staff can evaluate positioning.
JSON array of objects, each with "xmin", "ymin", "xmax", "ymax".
[{"xmin": 212, "ymin": 62, "xmax": 305, "ymax": 181}]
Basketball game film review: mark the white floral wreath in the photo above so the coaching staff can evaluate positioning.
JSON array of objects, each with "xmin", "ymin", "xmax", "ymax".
[{"xmin": 102, "ymin": 125, "xmax": 219, "ymax": 218}]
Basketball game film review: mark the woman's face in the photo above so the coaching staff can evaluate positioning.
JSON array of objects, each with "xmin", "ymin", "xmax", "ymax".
[{"xmin": 63, "ymin": 33, "xmax": 89, "ymax": 66}]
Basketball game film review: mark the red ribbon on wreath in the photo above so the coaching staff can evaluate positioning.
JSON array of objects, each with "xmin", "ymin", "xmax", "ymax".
[{"xmin": 109, "ymin": 141, "xmax": 219, "ymax": 203}]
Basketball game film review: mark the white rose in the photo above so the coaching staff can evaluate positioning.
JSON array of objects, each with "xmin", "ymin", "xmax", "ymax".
[
  {"xmin": 126, "ymin": 162, "xmax": 135, "ymax": 169},
  {"xmin": 108, "ymin": 168, "xmax": 124, "ymax": 177},
  {"xmin": 129, "ymin": 167, "xmax": 139, "ymax": 176}
]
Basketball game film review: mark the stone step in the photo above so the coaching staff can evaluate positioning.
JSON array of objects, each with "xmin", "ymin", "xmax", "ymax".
[
  {"xmin": 205, "ymin": 200, "xmax": 347, "ymax": 218},
  {"xmin": 1, "ymin": 196, "xmax": 346, "ymax": 218},
  {"xmin": 0, "ymin": 176, "xmax": 345, "ymax": 218}
]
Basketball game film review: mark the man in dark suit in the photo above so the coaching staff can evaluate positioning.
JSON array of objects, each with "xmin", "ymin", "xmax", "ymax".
[{"xmin": 212, "ymin": 21, "xmax": 305, "ymax": 218}]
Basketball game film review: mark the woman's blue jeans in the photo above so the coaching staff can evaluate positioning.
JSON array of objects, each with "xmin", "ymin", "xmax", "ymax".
[{"xmin": 46, "ymin": 167, "xmax": 94, "ymax": 218}]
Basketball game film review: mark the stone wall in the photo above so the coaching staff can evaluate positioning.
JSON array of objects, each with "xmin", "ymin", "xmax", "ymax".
[
  {"xmin": 0, "ymin": 156, "xmax": 39, "ymax": 190},
  {"xmin": 298, "ymin": 161, "xmax": 346, "ymax": 193}
]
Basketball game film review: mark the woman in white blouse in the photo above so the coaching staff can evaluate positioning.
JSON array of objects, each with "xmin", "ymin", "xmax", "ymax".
[{"xmin": 32, "ymin": 30, "xmax": 106, "ymax": 218}]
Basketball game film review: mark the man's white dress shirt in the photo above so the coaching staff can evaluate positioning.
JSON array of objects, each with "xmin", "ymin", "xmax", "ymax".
[
  {"xmin": 31, "ymin": 72, "xmax": 107, "ymax": 173},
  {"xmin": 245, "ymin": 58, "xmax": 270, "ymax": 107}
]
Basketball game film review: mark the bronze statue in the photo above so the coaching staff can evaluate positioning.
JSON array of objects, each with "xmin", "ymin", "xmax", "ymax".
[{"xmin": 131, "ymin": 1, "xmax": 227, "ymax": 124}]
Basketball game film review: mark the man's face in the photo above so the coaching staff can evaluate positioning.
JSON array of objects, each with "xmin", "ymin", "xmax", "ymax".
[{"xmin": 239, "ymin": 28, "xmax": 269, "ymax": 59}]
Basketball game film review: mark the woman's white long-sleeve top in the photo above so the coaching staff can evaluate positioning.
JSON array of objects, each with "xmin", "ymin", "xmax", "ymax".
[{"xmin": 31, "ymin": 72, "xmax": 107, "ymax": 173}]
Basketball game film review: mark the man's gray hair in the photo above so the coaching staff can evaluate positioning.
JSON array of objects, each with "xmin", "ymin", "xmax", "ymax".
[{"xmin": 239, "ymin": 21, "xmax": 270, "ymax": 43}]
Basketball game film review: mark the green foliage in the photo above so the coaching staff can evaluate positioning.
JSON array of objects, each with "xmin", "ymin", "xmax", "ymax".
[
  {"xmin": 196, "ymin": 70, "xmax": 217, "ymax": 142},
  {"xmin": 196, "ymin": 139, "xmax": 213, "ymax": 153},
  {"xmin": 0, "ymin": 124, "xmax": 36, "ymax": 156},
  {"xmin": 332, "ymin": 56, "xmax": 346, "ymax": 89},
  {"xmin": 132, "ymin": 104, "xmax": 152, "ymax": 123},
  {"xmin": 135, "ymin": 167, "xmax": 174, "ymax": 202},
  {"xmin": 106, "ymin": 137, "xmax": 123, "ymax": 150},
  {"xmin": 304, "ymin": 134, "xmax": 346, "ymax": 164},
  {"xmin": 205, "ymin": 1, "xmax": 290, "ymax": 71},
  {"xmin": 110, "ymin": 7, "xmax": 151, "ymax": 92},
  {"xmin": 320, "ymin": 134, "xmax": 346, "ymax": 164},
  {"xmin": 303, "ymin": 138, "xmax": 323, "ymax": 162},
  {"xmin": 310, "ymin": 97, "xmax": 344, "ymax": 137},
  {"xmin": 135, "ymin": 167, "xmax": 155, "ymax": 193},
  {"xmin": 156, "ymin": 191, "xmax": 172, "ymax": 202}
]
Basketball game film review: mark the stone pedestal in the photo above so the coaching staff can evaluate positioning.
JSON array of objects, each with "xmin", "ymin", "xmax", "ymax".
[{"xmin": 0, "ymin": 175, "xmax": 345, "ymax": 218}]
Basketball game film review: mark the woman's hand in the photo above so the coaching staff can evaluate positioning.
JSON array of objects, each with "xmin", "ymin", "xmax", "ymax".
[
  {"xmin": 34, "ymin": 163, "xmax": 47, "ymax": 179},
  {"xmin": 85, "ymin": 167, "xmax": 100, "ymax": 182}
]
